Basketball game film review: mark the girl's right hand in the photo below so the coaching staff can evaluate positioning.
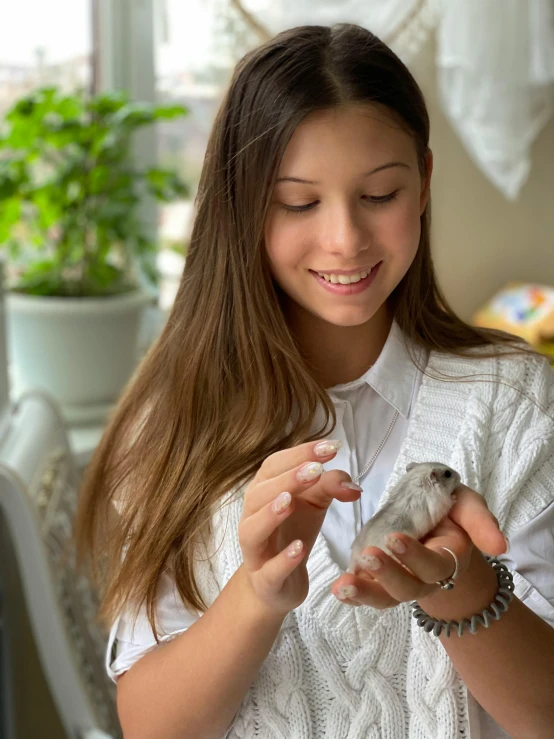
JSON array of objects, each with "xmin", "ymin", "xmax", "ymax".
[{"xmin": 238, "ymin": 440, "xmax": 362, "ymax": 617}]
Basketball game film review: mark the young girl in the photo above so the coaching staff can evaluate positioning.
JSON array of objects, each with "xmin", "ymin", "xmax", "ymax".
[{"xmin": 75, "ymin": 23, "xmax": 554, "ymax": 739}]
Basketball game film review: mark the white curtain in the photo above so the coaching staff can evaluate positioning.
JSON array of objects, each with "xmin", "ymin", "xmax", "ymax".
[
  {"xmin": 437, "ymin": 0, "xmax": 554, "ymax": 200},
  {"xmin": 248, "ymin": 0, "xmax": 441, "ymax": 63},
  {"xmin": 230, "ymin": 0, "xmax": 554, "ymax": 200}
]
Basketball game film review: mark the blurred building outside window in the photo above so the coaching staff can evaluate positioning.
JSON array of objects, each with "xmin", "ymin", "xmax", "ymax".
[
  {"xmin": 0, "ymin": 0, "xmax": 93, "ymax": 116},
  {"xmin": 154, "ymin": 0, "xmax": 266, "ymax": 310},
  {"xmin": 0, "ymin": 0, "xmax": 93, "ymax": 294},
  {"xmin": 0, "ymin": 0, "xmax": 268, "ymax": 313}
]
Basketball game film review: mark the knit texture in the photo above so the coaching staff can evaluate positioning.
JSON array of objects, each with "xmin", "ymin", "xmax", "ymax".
[{"xmin": 195, "ymin": 349, "xmax": 554, "ymax": 739}]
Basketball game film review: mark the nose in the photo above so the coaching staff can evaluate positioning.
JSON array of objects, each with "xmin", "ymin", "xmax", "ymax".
[{"xmin": 319, "ymin": 200, "xmax": 369, "ymax": 258}]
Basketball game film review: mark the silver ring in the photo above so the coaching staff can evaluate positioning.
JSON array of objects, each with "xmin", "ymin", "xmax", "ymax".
[{"xmin": 435, "ymin": 547, "xmax": 459, "ymax": 590}]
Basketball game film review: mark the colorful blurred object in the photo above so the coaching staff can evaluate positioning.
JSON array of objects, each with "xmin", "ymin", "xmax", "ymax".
[{"xmin": 473, "ymin": 283, "xmax": 554, "ymax": 365}]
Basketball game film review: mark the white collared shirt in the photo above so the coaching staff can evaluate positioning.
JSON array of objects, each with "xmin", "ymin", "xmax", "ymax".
[
  {"xmin": 320, "ymin": 320, "xmax": 422, "ymax": 570},
  {"xmin": 107, "ymin": 320, "xmax": 554, "ymax": 739}
]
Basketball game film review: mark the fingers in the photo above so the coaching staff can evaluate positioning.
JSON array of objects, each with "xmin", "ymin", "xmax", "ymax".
[
  {"xmin": 254, "ymin": 439, "xmax": 343, "ymax": 484},
  {"xmin": 256, "ymin": 465, "xmax": 359, "ymax": 510},
  {"xmin": 448, "ymin": 485, "xmax": 507, "ymax": 555},
  {"xmin": 381, "ymin": 534, "xmax": 467, "ymax": 589},
  {"xmin": 332, "ymin": 531, "xmax": 472, "ymax": 607},
  {"xmin": 240, "ymin": 468, "xmax": 359, "ymax": 570},
  {"xmin": 332, "ymin": 575, "xmax": 400, "ymax": 609},
  {"xmin": 238, "ymin": 496, "xmax": 307, "ymax": 612},
  {"xmin": 245, "ymin": 460, "xmax": 326, "ymax": 516},
  {"xmin": 359, "ymin": 546, "xmax": 441, "ymax": 602},
  {"xmin": 240, "ymin": 439, "xmax": 362, "ymax": 601},
  {"xmin": 239, "ymin": 489, "xmax": 296, "ymax": 570},
  {"xmin": 244, "ymin": 456, "xmax": 360, "ymax": 518},
  {"xmin": 258, "ymin": 539, "xmax": 306, "ymax": 595}
]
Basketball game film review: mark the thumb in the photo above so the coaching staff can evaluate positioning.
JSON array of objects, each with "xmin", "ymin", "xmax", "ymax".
[
  {"xmin": 449, "ymin": 485, "xmax": 508, "ymax": 556},
  {"xmin": 318, "ymin": 473, "xmax": 362, "ymax": 506}
]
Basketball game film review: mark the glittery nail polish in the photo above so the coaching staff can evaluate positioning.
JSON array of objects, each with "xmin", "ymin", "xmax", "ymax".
[
  {"xmin": 296, "ymin": 461, "xmax": 323, "ymax": 482},
  {"xmin": 314, "ymin": 440, "xmax": 343, "ymax": 456},
  {"xmin": 272, "ymin": 492, "xmax": 291, "ymax": 514},
  {"xmin": 386, "ymin": 536, "xmax": 407, "ymax": 554},
  {"xmin": 360, "ymin": 554, "xmax": 382, "ymax": 570},
  {"xmin": 337, "ymin": 585, "xmax": 358, "ymax": 600}
]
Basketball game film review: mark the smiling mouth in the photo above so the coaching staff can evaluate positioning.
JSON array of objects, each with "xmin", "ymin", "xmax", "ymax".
[
  {"xmin": 310, "ymin": 266, "xmax": 376, "ymax": 276},
  {"xmin": 309, "ymin": 262, "xmax": 382, "ymax": 294},
  {"xmin": 309, "ymin": 262, "xmax": 381, "ymax": 284}
]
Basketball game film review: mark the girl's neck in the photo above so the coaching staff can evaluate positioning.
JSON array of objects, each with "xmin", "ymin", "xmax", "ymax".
[{"xmin": 287, "ymin": 302, "xmax": 393, "ymax": 389}]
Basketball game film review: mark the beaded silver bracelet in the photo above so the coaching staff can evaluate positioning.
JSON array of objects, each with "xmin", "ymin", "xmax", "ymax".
[{"xmin": 410, "ymin": 556, "xmax": 515, "ymax": 638}]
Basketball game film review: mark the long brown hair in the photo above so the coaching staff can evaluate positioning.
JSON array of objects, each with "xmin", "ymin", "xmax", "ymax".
[{"xmin": 74, "ymin": 23, "xmax": 529, "ymax": 637}]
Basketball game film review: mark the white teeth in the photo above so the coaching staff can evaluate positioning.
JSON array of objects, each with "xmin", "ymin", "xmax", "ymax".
[{"xmin": 317, "ymin": 270, "xmax": 369, "ymax": 284}]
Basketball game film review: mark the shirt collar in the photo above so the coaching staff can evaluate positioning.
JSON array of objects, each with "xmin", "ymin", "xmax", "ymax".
[{"xmin": 327, "ymin": 320, "xmax": 422, "ymax": 419}]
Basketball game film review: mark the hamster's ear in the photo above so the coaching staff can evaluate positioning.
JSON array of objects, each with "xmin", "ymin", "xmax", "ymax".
[{"xmin": 405, "ymin": 462, "xmax": 417, "ymax": 472}]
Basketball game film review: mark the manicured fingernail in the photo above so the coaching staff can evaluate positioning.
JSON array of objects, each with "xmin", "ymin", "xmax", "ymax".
[
  {"xmin": 337, "ymin": 585, "xmax": 358, "ymax": 600},
  {"xmin": 341, "ymin": 481, "xmax": 363, "ymax": 491},
  {"xmin": 386, "ymin": 536, "xmax": 406, "ymax": 554},
  {"xmin": 314, "ymin": 439, "xmax": 343, "ymax": 457},
  {"xmin": 287, "ymin": 540, "xmax": 303, "ymax": 557},
  {"xmin": 272, "ymin": 491, "xmax": 291, "ymax": 513},
  {"xmin": 503, "ymin": 535, "xmax": 510, "ymax": 553},
  {"xmin": 360, "ymin": 554, "xmax": 382, "ymax": 570},
  {"xmin": 296, "ymin": 461, "xmax": 323, "ymax": 482}
]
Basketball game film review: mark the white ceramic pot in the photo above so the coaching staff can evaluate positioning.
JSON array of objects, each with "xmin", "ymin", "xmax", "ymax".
[{"xmin": 6, "ymin": 289, "xmax": 154, "ymax": 424}]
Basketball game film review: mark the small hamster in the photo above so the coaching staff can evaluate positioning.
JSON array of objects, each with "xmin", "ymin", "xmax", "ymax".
[{"xmin": 347, "ymin": 462, "xmax": 461, "ymax": 574}]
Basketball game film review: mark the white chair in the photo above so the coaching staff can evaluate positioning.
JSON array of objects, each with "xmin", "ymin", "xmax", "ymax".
[{"xmin": 0, "ymin": 388, "xmax": 120, "ymax": 739}]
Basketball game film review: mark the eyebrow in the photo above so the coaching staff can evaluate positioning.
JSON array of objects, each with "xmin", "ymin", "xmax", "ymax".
[{"xmin": 275, "ymin": 161, "xmax": 410, "ymax": 185}]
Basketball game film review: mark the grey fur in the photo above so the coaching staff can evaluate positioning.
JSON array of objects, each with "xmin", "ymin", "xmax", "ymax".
[{"xmin": 347, "ymin": 462, "xmax": 461, "ymax": 574}]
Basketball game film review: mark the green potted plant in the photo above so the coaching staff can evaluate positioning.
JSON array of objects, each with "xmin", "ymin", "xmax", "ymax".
[{"xmin": 0, "ymin": 86, "xmax": 189, "ymax": 423}]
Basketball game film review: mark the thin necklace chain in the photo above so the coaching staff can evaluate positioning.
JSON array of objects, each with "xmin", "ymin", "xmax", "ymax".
[{"xmin": 352, "ymin": 409, "xmax": 399, "ymax": 485}]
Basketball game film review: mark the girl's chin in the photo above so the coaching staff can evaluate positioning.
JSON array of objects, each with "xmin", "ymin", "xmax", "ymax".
[
  {"xmin": 320, "ymin": 313, "xmax": 377, "ymax": 328},
  {"xmin": 306, "ymin": 304, "xmax": 380, "ymax": 327},
  {"xmin": 281, "ymin": 284, "xmax": 387, "ymax": 327}
]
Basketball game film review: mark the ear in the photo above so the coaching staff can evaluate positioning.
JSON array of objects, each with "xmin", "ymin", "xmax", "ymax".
[
  {"xmin": 405, "ymin": 462, "xmax": 418, "ymax": 472},
  {"xmin": 420, "ymin": 149, "xmax": 433, "ymax": 215}
]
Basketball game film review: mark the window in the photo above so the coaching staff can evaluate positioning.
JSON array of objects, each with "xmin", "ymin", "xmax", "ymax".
[
  {"xmin": 0, "ymin": 0, "xmax": 93, "ymax": 116},
  {"xmin": 154, "ymin": 0, "xmax": 262, "ymax": 253}
]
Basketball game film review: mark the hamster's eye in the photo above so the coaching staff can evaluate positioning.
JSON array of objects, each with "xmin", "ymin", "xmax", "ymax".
[{"xmin": 444, "ymin": 470, "xmax": 452, "ymax": 478}]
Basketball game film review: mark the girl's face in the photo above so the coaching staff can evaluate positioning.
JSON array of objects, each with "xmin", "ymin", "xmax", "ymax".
[{"xmin": 264, "ymin": 104, "xmax": 432, "ymax": 330}]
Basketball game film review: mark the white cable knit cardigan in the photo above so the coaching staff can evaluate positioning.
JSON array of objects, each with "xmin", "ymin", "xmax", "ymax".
[{"xmin": 193, "ymin": 348, "xmax": 554, "ymax": 739}]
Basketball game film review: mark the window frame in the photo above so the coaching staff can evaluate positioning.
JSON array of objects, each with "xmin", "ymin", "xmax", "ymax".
[{"xmin": 95, "ymin": 0, "xmax": 159, "ymax": 295}]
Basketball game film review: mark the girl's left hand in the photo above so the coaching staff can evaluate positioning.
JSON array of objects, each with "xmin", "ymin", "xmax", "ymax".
[{"xmin": 331, "ymin": 484, "xmax": 509, "ymax": 608}]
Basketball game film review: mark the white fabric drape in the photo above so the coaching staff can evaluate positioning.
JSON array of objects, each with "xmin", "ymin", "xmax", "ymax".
[
  {"xmin": 249, "ymin": 0, "xmax": 441, "ymax": 63},
  {"xmin": 437, "ymin": 0, "xmax": 554, "ymax": 200},
  {"xmin": 232, "ymin": 0, "xmax": 554, "ymax": 200}
]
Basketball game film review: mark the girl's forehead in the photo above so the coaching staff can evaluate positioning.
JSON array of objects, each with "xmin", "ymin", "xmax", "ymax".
[
  {"xmin": 278, "ymin": 104, "xmax": 416, "ymax": 172},
  {"xmin": 301, "ymin": 102, "xmax": 402, "ymax": 130}
]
